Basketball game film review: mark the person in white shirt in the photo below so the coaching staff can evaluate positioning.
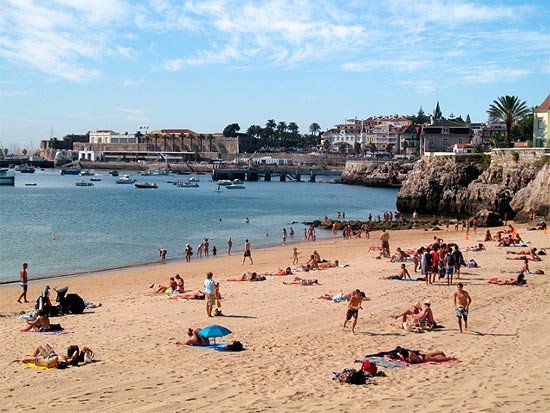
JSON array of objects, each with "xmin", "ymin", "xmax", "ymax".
[{"xmin": 203, "ymin": 272, "xmax": 216, "ymax": 317}]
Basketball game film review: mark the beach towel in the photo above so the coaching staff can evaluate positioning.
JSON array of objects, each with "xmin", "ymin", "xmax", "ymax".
[
  {"xmin": 20, "ymin": 362, "xmax": 57, "ymax": 370},
  {"xmin": 20, "ymin": 329, "xmax": 67, "ymax": 335},
  {"xmin": 186, "ymin": 342, "xmax": 229, "ymax": 351},
  {"xmin": 355, "ymin": 357, "xmax": 408, "ymax": 369}
]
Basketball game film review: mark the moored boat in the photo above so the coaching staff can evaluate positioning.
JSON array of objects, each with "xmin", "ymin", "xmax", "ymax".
[
  {"xmin": 176, "ymin": 180, "xmax": 199, "ymax": 188},
  {"xmin": 226, "ymin": 183, "xmax": 245, "ymax": 189},
  {"xmin": 75, "ymin": 181, "xmax": 94, "ymax": 187},
  {"xmin": 116, "ymin": 175, "xmax": 137, "ymax": 184},
  {"xmin": 135, "ymin": 182, "xmax": 158, "ymax": 189},
  {"xmin": 19, "ymin": 164, "xmax": 36, "ymax": 173},
  {"xmin": 0, "ymin": 168, "xmax": 15, "ymax": 186},
  {"xmin": 80, "ymin": 170, "xmax": 94, "ymax": 176},
  {"xmin": 61, "ymin": 167, "xmax": 81, "ymax": 175},
  {"xmin": 109, "ymin": 170, "xmax": 119, "ymax": 176}
]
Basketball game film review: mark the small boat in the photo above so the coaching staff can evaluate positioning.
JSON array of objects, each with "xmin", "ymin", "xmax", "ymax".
[
  {"xmin": 217, "ymin": 180, "xmax": 232, "ymax": 186},
  {"xmin": 61, "ymin": 167, "xmax": 81, "ymax": 175},
  {"xmin": 76, "ymin": 181, "xmax": 94, "ymax": 187},
  {"xmin": 116, "ymin": 175, "xmax": 137, "ymax": 184},
  {"xmin": 176, "ymin": 180, "xmax": 199, "ymax": 188},
  {"xmin": 25, "ymin": 182, "xmax": 37, "ymax": 186},
  {"xmin": 196, "ymin": 172, "xmax": 206, "ymax": 175},
  {"xmin": 109, "ymin": 170, "xmax": 119, "ymax": 176},
  {"xmin": 176, "ymin": 171, "xmax": 191, "ymax": 175},
  {"xmin": 189, "ymin": 177, "xmax": 200, "ymax": 183},
  {"xmin": 140, "ymin": 171, "xmax": 152, "ymax": 176},
  {"xmin": 0, "ymin": 168, "xmax": 15, "ymax": 186},
  {"xmin": 90, "ymin": 177, "xmax": 102, "ymax": 182},
  {"xmin": 20, "ymin": 164, "xmax": 36, "ymax": 173},
  {"xmin": 232, "ymin": 179, "xmax": 244, "ymax": 185},
  {"xmin": 80, "ymin": 170, "xmax": 94, "ymax": 176},
  {"xmin": 226, "ymin": 183, "xmax": 245, "ymax": 189},
  {"xmin": 135, "ymin": 182, "xmax": 158, "ymax": 189},
  {"xmin": 153, "ymin": 170, "xmax": 169, "ymax": 176}
]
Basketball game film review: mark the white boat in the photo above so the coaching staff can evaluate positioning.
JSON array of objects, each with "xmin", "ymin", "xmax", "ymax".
[
  {"xmin": 217, "ymin": 180, "xmax": 232, "ymax": 186},
  {"xmin": 140, "ymin": 171, "xmax": 152, "ymax": 176},
  {"xmin": 0, "ymin": 168, "xmax": 15, "ymax": 186},
  {"xmin": 90, "ymin": 177, "xmax": 102, "ymax": 182},
  {"xmin": 189, "ymin": 176, "xmax": 200, "ymax": 183},
  {"xmin": 226, "ymin": 183, "xmax": 245, "ymax": 189},
  {"xmin": 76, "ymin": 181, "xmax": 94, "ymax": 187},
  {"xmin": 116, "ymin": 175, "xmax": 137, "ymax": 184},
  {"xmin": 232, "ymin": 179, "xmax": 244, "ymax": 185},
  {"xmin": 80, "ymin": 170, "xmax": 94, "ymax": 176},
  {"xmin": 176, "ymin": 180, "xmax": 199, "ymax": 188}
]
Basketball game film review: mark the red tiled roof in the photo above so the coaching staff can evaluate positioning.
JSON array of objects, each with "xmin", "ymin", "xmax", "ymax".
[{"xmin": 537, "ymin": 94, "xmax": 550, "ymax": 110}]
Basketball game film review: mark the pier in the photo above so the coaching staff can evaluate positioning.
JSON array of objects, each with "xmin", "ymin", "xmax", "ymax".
[{"xmin": 212, "ymin": 166, "xmax": 341, "ymax": 182}]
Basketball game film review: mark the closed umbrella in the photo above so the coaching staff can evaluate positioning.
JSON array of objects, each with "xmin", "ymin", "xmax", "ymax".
[{"xmin": 198, "ymin": 325, "xmax": 232, "ymax": 343}]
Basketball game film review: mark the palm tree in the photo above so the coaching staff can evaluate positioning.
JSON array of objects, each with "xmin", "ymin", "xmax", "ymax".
[
  {"xmin": 265, "ymin": 119, "xmax": 276, "ymax": 148},
  {"xmin": 309, "ymin": 122, "xmax": 321, "ymax": 136},
  {"xmin": 198, "ymin": 134, "xmax": 205, "ymax": 152},
  {"xmin": 189, "ymin": 134, "xmax": 194, "ymax": 152},
  {"xmin": 277, "ymin": 121, "xmax": 287, "ymax": 147},
  {"xmin": 487, "ymin": 95, "xmax": 530, "ymax": 146},
  {"xmin": 135, "ymin": 131, "xmax": 143, "ymax": 157},
  {"xmin": 207, "ymin": 134, "xmax": 214, "ymax": 152}
]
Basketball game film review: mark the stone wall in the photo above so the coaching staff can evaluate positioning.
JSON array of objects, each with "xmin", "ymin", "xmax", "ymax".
[{"xmin": 341, "ymin": 160, "xmax": 413, "ymax": 187}]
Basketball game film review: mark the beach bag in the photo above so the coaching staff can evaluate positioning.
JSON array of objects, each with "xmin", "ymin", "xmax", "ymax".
[
  {"xmin": 361, "ymin": 359, "xmax": 378, "ymax": 376},
  {"xmin": 81, "ymin": 347, "xmax": 94, "ymax": 364},
  {"xmin": 63, "ymin": 294, "xmax": 85, "ymax": 314},
  {"xmin": 349, "ymin": 370, "xmax": 367, "ymax": 385},
  {"xmin": 225, "ymin": 341, "xmax": 243, "ymax": 352}
]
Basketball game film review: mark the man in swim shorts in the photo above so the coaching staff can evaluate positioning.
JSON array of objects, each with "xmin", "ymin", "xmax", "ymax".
[
  {"xmin": 18, "ymin": 263, "xmax": 29, "ymax": 303},
  {"xmin": 453, "ymin": 282, "xmax": 472, "ymax": 333},
  {"xmin": 343, "ymin": 289, "xmax": 363, "ymax": 334}
]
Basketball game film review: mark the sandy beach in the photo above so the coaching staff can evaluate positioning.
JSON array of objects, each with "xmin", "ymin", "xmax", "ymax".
[{"xmin": 1, "ymin": 224, "xmax": 549, "ymax": 413}]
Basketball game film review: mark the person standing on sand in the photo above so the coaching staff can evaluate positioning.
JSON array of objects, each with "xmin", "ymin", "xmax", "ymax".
[
  {"xmin": 185, "ymin": 244, "xmax": 193, "ymax": 262},
  {"xmin": 18, "ymin": 263, "xmax": 29, "ymax": 303},
  {"xmin": 454, "ymin": 283, "xmax": 472, "ymax": 333},
  {"xmin": 242, "ymin": 239, "xmax": 253, "ymax": 265},
  {"xmin": 227, "ymin": 237, "xmax": 233, "ymax": 255},
  {"xmin": 204, "ymin": 272, "xmax": 216, "ymax": 317},
  {"xmin": 380, "ymin": 229, "xmax": 390, "ymax": 258},
  {"xmin": 203, "ymin": 238, "xmax": 209, "ymax": 257},
  {"xmin": 343, "ymin": 289, "xmax": 363, "ymax": 334},
  {"xmin": 292, "ymin": 247, "xmax": 301, "ymax": 265}
]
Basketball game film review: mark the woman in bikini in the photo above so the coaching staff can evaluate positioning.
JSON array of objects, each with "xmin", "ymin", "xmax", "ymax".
[{"xmin": 177, "ymin": 328, "xmax": 210, "ymax": 346}]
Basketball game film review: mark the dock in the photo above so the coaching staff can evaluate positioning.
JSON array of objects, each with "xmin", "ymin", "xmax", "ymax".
[{"xmin": 212, "ymin": 166, "xmax": 341, "ymax": 182}]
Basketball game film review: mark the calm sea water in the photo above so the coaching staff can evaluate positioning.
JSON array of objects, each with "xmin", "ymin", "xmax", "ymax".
[{"xmin": 0, "ymin": 169, "xmax": 397, "ymax": 283}]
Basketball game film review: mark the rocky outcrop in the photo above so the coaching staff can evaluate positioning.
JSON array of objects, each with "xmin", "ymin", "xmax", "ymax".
[
  {"xmin": 396, "ymin": 157, "xmax": 484, "ymax": 215},
  {"xmin": 341, "ymin": 161, "xmax": 413, "ymax": 187},
  {"xmin": 510, "ymin": 163, "xmax": 550, "ymax": 221},
  {"xmin": 396, "ymin": 150, "xmax": 549, "ymax": 221}
]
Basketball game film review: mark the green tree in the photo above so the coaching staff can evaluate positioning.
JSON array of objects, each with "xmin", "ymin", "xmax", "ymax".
[
  {"xmin": 512, "ymin": 113, "xmax": 534, "ymax": 142},
  {"xmin": 276, "ymin": 121, "xmax": 287, "ymax": 147},
  {"xmin": 207, "ymin": 134, "xmax": 215, "ymax": 152},
  {"xmin": 487, "ymin": 95, "xmax": 530, "ymax": 146},
  {"xmin": 401, "ymin": 140, "xmax": 409, "ymax": 154},
  {"xmin": 323, "ymin": 139, "xmax": 330, "ymax": 151},
  {"xmin": 198, "ymin": 134, "xmax": 205, "ymax": 152},
  {"xmin": 223, "ymin": 123, "xmax": 240, "ymax": 137},
  {"xmin": 354, "ymin": 142, "xmax": 362, "ymax": 155},
  {"xmin": 385, "ymin": 143, "xmax": 394, "ymax": 154},
  {"xmin": 338, "ymin": 142, "xmax": 348, "ymax": 153},
  {"xmin": 135, "ymin": 131, "xmax": 143, "ymax": 155},
  {"xmin": 367, "ymin": 143, "xmax": 377, "ymax": 155},
  {"xmin": 309, "ymin": 122, "xmax": 321, "ymax": 136},
  {"xmin": 265, "ymin": 119, "xmax": 276, "ymax": 148}
]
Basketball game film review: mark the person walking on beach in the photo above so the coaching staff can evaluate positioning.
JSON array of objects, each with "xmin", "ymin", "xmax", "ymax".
[
  {"xmin": 159, "ymin": 248, "xmax": 167, "ymax": 263},
  {"xmin": 453, "ymin": 283, "xmax": 472, "ymax": 333},
  {"xmin": 343, "ymin": 289, "xmax": 363, "ymax": 334},
  {"xmin": 227, "ymin": 237, "xmax": 233, "ymax": 255},
  {"xmin": 18, "ymin": 263, "xmax": 29, "ymax": 303},
  {"xmin": 292, "ymin": 247, "xmax": 301, "ymax": 265},
  {"xmin": 242, "ymin": 239, "xmax": 253, "ymax": 265},
  {"xmin": 204, "ymin": 272, "xmax": 216, "ymax": 317}
]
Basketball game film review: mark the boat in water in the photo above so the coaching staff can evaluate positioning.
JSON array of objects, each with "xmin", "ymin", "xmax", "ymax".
[
  {"xmin": 217, "ymin": 180, "xmax": 232, "ymax": 186},
  {"xmin": 109, "ymin": 170, "xmax": 119, "ymax": 176},
  {"xmin": 176, "ymin": 180, "xmax": 199, "ymax": 188},
  {"xmin": 80, "ymin": 170, "xmax": 94, "ymax": 176},
  {"xmin": 19, "ymin": 164, "xmax": 36, "ymax": 174},
  {"xmin": 0, "ymin": 168, "xmax": 15, "ymax": 186},
  {"xmin": 226, "ymin": 183, "xmax": 246, "ymax": 189},
  {"xmin": 75, "ymin": 181, "xmax": 94, "ymax": 187},
  {"xmin": 116, "ymin": 175, "xmax": 137, "ymax": 184},
  {"xmin": 90, "ymin": 177, "xmax": 102, "ymax": 182},
  {"xmin": 135, "ymin": 182, "xmax": 158, "ymax": 189},
  {"xmin": 25, "ymin": 182, "xmax": 37, "ymax": 186},
  {"xmin": 61, "ymin": 167, "xmax": 81, "ymax": 175}
]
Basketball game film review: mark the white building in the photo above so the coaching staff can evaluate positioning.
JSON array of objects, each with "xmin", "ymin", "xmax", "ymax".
[
  {"xmin": 321, "ymin": 119, "xmax": 365, "ymax": 152},
  {"xmin": 78, "ymin": 148, "xmax": 102, "ymax": 161},
  {"xmin": 89, "ymin": 130, "xmax": 137, "ymax": 144}
]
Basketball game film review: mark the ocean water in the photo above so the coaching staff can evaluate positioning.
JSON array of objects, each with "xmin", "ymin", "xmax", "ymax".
[{"xmin": 0, "ymin": 169, "xmax": 397, "ymax": 283}]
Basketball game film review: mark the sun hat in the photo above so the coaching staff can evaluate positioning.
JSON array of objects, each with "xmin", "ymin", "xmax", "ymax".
[
  {"xmin": 424, "ymin": 299, "xmax": 431, "ymax": 305},
  {"xmin": 414, "ymin": 302, "xmax": 422, "ymax": 309}
]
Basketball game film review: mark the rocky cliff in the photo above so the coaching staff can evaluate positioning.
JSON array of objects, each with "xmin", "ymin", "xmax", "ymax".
[
  {"xmin": 396, "ymin": 150, "xmax": 550, "ymax": 221},
  {"xmin": 341, "ymin": 161, "xmax": 413, "ymax": 187}
]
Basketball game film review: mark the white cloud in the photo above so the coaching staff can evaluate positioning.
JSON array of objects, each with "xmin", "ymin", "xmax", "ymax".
[
  {"xmin": 115, "ymin": 107, "xmax": 148, "ymax": 121},
  {"xmin": 458, "ymin": 68, "xmax": 531, "ymax": 84},
  {"xmin": 161, "ymin": 58, "xmax": 185, "ymax": 71}
]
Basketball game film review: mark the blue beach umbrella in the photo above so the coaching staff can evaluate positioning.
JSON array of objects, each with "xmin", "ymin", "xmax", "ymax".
[{"xmin": 198, "ymin": 325, "xmax": 232, "ymax": 342}]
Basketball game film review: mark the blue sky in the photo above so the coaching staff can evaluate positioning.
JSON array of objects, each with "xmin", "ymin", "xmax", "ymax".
[{"xmin": 0, "ymin": 0, "xmax": 549, "ymax": 148}]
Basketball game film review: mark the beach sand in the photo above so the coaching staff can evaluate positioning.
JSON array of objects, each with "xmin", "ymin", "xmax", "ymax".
[{"xmin": 1, "ymin": 224, "xmax": 549, "ymax": 412}]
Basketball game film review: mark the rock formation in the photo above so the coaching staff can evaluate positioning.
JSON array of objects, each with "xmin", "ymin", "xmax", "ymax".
[
  {"xmin": 341, "ymin": 161, "xmax": 413, "ymax": 187},
  {"xmin": 510, "ymin": 163, "xmax": 550, "ymax": 221}
]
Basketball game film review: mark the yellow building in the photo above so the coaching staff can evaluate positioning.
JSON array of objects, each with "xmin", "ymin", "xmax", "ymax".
[{"xmin": 534, "ymin": 94, "xmax": 550, "ymax": 147}]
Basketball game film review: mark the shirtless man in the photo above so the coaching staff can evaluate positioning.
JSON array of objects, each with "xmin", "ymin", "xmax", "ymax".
[
  {"xmin": 242, "ymin": 239, "xmax": 253, "ymax": 265},
  {"xmin": 18, "ymin": 263, "xmax": 29, "ymax": 303},
  {"xmin": 453, "ymin": 283, "xmax": 472, "ymax": 333},
  {"xmin": 380, "ymin": 230, "xmax": 390, "ymax": 258},
  {"xmin": 227, "ymin": 237, "xmax": 233, "ymax": 255},
  {"xmin": 343, "ymin": 289, "xmax": 364, "ymax": 334}
]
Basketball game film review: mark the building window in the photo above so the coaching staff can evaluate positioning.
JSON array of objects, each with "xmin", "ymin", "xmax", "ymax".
[
  {"xmin": 458, "ymin": 139, "xmax": 463, "ymax": 144},
  {"xmin": 429, "ymin": 139, "xmax": 434, "ymax": 147},
  {"xmin": 443, "ymin": 139, "xmax": 448, "ymax": 146},
  {"xmin": 538, "ymin": 118, "xmax": 544, "ymax": 129}
]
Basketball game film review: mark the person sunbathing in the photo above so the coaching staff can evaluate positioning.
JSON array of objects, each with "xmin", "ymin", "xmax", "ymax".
[
  {"xmin": 168, "ymin": 290, "xmax": 205, "ymax": 300},
  {"xmin": 20, "ymin": 344, "xmax": 67, "ymax": 369},
  {"xmin": 319, "ymin": 290, "xmax": 367, "ymax": 302},
  {"xmin": 228, "ymin": 272, "xmax": 266, "ymax": 281},
  {"xmin": 383, "ymin": 263, "xmax": 412, "ymax": 280},
  {"xmin": 306, "ymin": 255, "xmax": 320, "ymax": 270},
  {"xmin": 283, "ymin": 276, "xmax": 320, "ymax": 285},
  {"xmin": 154, "ymin": 277, "xmax": 177, "ymax": 294},
  {"xmin": 466, "ymin": 243, "xmax": 485, "ymax": 252},
  {"xmin": 407, "ymin": 300, "xmax": 437, "ymax": 328},
  {"xmin": 392, "ymin": 302, "xmax": 422, "ymax": 324},
  {"xmin": 489, "ymin": 273, "xmax": 526, "ymax": 285},
  {"xmin": 318, "ymin": 261, "xmax": 338, "ymax": 269},
  {"xmin": 406, "ymin": 350, "xmax": 454, "ymax": 364},
  {"xmin": 506, "ymin": 248, "xmax": 541, "ymax": 261},
  {"xmin": 312, "ymin": 250, "xmax": 321, "ymax": 263},
  {"xmin": 177, "ymin": 328, "xmax": 209, "ymax": 346},
  {"xmin": 390, "ymin": 248, "xmax": 409, "ymax": 263},
  {"xmin": 527, "ymin": 221, "xmax": 547, "ymax": 231},
  {"xmin": 174, "ymin": 274, "xmax": 185, "ymax": 293},
  {"xmin": 20, "ymin": 309, "xmax": 60, "ymax": 332}
]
